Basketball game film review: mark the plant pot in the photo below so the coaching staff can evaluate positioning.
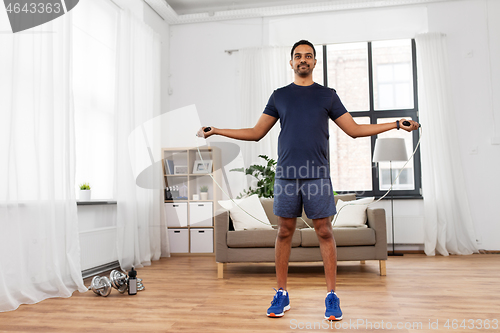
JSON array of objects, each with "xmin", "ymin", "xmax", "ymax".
[
  {"xmin": 79, "ymin": 189, "xmax": 91, "ymax": 201},
  {"xmin": 200, "ymin": 192, "xmax": 208, "ymax": 200}
]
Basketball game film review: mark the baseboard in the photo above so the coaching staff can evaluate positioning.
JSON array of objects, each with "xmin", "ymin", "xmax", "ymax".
[
  {"xmin": 387, "ymin": 250, "xmax": 425, "ymax": 254},
  {"xmin": 82, "ymin": 261, "xmax": 121, "ymax": 279}
]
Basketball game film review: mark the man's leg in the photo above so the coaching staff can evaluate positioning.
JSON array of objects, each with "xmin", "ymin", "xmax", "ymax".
[
  {"xmin": 275, "ymin": 216, "xmax": 297, "ymax": 290},
  {"xmin": 313, "ymin": 217, "xmax": 337, "ymax": 292}
]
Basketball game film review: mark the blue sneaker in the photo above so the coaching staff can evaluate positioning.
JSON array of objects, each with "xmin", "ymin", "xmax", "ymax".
[
  {"xmin": 267, "ymin": 288, "xmax": 290, "ymax": 317},
  {"xmin": 325, "ymin": 290, "xmax": 343, "ymax": 321}
]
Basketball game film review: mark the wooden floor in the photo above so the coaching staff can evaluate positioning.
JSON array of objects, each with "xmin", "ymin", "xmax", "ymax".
[{"xmin": 1, "ymin": 254, "xmax": 499, "ymax": 333}]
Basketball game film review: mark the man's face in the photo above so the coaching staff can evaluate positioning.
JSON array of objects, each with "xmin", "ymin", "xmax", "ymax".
[{"xmin": 290, "ymin": 44, "xmax": 316, "ymax": 77}]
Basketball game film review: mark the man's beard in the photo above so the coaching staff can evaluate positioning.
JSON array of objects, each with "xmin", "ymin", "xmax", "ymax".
[{"xmin": 294, "ymin": 63, "xmax": 311, "ymax": 77}]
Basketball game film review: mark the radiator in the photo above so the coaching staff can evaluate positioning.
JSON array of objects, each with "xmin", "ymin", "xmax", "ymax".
[{"xmin": 79, "ymin": 227, "xmax": 118, "ymax": 271}]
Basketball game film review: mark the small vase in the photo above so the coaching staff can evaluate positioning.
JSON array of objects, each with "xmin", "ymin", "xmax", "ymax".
[
  {"xmin": 79, "ymin": 190, "xmax": 91, "ymax": 201},
  {"xmin": 200, "ymin": 192, "xmax": 208, "ymax": 200}
]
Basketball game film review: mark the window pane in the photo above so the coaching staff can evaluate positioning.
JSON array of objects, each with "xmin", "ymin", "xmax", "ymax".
[
  {"xmin": 326, "ymin": 43, "xmax": 369, "ymax": 111},
  {"xmin": 376, "ymin": 118, "xmax": 415, "ymax": 190},
  {"xmin": 73, "ymin": 0, "xmax": 118, "ymax": 199},
  {"xmin": 330, "ymin": 117, "xmax": 372, "ymax": 192},
  {"xmin": 313, "ymin": 45, "xmax": 323, "ymax": 85},
  {"xmin": 373, "ymin": 40, "xmax": 414, "ymax": 110}
]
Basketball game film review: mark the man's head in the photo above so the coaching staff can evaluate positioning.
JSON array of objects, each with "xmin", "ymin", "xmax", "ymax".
[
  {"xmin": 290, "ymin": 40, "xmax": 316, "ymax": 60},
  {"xmin": 290, "ymin": 40, "xmax": 317, "ymax": 78}
]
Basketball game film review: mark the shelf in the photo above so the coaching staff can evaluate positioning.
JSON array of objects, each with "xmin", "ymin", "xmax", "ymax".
[{"xmin": 162, "ymin": 146, "xmax": 221, "ymax": 255}]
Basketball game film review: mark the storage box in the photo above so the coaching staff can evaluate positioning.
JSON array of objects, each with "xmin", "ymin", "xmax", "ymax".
[
  {"xmin": 165, "ymin": 203, "xmax": 188, "ymax": 227},
  {"xmin": 190, "ymin": 228, "xmax": 214, "ymax": 253},
  {"xmin": 189, "ymin": 202, "xmax": 213, "ymax": 227},
  {"xmin": 168, "ymin": 229, "xmax": 189, "ymax": 253}
]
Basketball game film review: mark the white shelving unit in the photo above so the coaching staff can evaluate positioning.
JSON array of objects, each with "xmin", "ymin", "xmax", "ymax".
[{"xmin": 162, "ymin": 146, "xmax": 221, "ymax": 255}]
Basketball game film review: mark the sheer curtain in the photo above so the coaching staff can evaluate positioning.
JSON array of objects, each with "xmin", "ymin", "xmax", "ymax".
[
  {"xmin": 0, "ymin": 17, "xmax": 87, "ymax": 312},
  {"xmin": 415, "ymin": 33, "xmax": 478, "ymax": 256},
  {"xmin": 238, "ymin": 47, "xmax": 291, "ymax": 167},
  {"xmin": 114, "ymin": 9, "xmax": 162, "ymax": 269}
]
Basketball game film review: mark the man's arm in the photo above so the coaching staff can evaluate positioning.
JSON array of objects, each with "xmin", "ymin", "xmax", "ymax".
[
  {"xmin": 199, "ymin": 113, "xmax": 278, "ymax": 142},
  {"xmin": 334, "ymin": 112, "xmax": 419, "ymax": 138}
]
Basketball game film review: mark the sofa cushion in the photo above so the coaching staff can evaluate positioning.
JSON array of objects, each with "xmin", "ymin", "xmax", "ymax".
[
  {"xmin": 332, "ymin": 197, "xmax": 375, "ymax": 227},
  {"xmin": 260, "ymin": 197, "xmax": 278, "ymax": 228},
  {"xmin": 227, "ymin": 229, "xmax": 301, "ymax": 248},
  {"xmin": 219, "ymin": 194, "xmax": 273, "ymax": 231},
  {"xmin": 300, "ymin": 227, "xmax": 376, "ymax": 247}
]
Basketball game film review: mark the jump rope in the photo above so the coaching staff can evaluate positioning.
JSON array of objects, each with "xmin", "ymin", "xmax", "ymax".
[{"xmin": 195, "ymin": 121, "xmax": 422, "ymax": 229}]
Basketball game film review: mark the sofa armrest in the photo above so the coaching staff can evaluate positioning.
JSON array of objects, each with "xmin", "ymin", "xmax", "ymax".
[
  {"xmin": 367, "ymin": 207, "xmax": 388, "ymax": 260},
  {"xmin": 214, "ymin": 209, "xmax": 230, "ymax": 263}
]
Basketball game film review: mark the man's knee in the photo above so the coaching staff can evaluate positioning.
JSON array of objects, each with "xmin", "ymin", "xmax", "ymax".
[
  {"xmin": 314, "ymin": 219, "xmax": 334, "ymax": 240},
  {"xmin": 277, "ymin": 217, "xmax": 296, "ymax": 239}
]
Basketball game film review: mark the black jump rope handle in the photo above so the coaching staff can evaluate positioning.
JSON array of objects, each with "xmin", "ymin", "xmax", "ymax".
[{"xmin": 402, "ymin": 120, "xmax": 421, "ymax": 128}]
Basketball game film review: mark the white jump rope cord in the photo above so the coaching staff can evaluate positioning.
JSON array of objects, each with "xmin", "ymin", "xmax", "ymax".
[{"xmin": 196, "ymin": 127, "xmax": 422, "ymax": 229}]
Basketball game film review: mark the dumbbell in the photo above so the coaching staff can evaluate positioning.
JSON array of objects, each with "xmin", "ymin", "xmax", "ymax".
[
  {"xmin": 137, "ymin": 278, "xmax": 145, "ymax": 291},
  {"xmin": 109, "ymin": 270, "xmax": 146, "ymax": 293},
  {"xmin": 109, "ymin": 270, "xmax": 128, "ymax": 294},
  {"xmin": 88, "ymin": 276, "xmax": 112, "ymax": 297}
]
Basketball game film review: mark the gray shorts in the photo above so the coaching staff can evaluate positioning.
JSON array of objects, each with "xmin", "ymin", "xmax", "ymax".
[{"xmin": 273, "ymin": 178, "xmax": 337, "ymax": 219}]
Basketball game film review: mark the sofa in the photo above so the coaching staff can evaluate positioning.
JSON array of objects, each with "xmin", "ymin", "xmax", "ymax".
[{"xmin": 215, "ymin": 194, "xmax": 388, "ymax": 278}]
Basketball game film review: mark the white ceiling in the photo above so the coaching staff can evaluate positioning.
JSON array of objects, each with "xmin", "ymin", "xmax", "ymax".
[
  {"xmin": 166, "ymin": 0, "xmax": 319, "ymax": 15},
  {"xmin": 145, "ymin": 0, "xmax": 455, "ymax": 25}
]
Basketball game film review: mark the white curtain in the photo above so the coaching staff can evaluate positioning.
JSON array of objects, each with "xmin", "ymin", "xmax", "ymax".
[
  {"xmin": 415, "ymin": 33, "xmax": 478, "ymax": 256},
  {"xmin": 0, "ymin": 17, "xmax": 87, "ymax": 311},
  {"xmin": 114, "ymin": 9, "xmax": 163, "ymax": 269},
  {"xmin": 238, "ymin": 47, "xmax": 291, "ymax": 167}
]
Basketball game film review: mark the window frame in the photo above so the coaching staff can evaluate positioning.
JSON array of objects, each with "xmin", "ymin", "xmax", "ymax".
[{"xmin": 323, "ymin": 39, "xmax": 422, "ymax": 199}]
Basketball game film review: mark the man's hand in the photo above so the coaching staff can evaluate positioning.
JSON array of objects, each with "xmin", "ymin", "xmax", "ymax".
[
  {"xmin": 400, "ymin": 119, "xmax": 420, "ymax": 132},
  {"xmin": 197, "ymin": 126, "xmax": 216, "ymax": 138}
]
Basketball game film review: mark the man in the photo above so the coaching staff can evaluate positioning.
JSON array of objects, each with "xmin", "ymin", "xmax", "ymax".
[{"xmin": 199, "ymin": 40, "xmax": 419, "ymax": 320}]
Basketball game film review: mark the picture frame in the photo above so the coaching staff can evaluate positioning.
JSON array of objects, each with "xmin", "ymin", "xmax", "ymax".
[
  {"xmin": 193, "ymin": 160, "xmax": 212, "ymax": 174},
  {"xmin": 174, "ymin": 165, "xmax": 188, "ymax": 175}
]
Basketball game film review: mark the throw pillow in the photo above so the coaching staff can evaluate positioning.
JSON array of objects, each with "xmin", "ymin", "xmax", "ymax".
[
  {"xmin": 218, "ymin": 194, "xmax": 273, "ymax": 231},
  {"xmin": 332, "ymin": 197, "xmax": 375, "ymax": 228}
]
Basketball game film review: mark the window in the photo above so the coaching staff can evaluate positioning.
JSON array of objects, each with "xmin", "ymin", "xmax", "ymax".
[
  {"xmin": 319, "ymin": 39, "xmax": 421, "ymax": 198},
  {"xmin": 73, "ymin": 0, "xmax": 118, "ymax": 199}
]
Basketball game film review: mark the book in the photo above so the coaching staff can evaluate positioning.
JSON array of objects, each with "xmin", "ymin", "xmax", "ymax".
[{"xmin": 165, "ymin": 159, "xmax": 174, "ymax": 175}]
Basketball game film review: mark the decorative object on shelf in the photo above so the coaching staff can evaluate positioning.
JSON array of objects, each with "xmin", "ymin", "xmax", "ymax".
[
  {"xmin": 174, "ymin": 165, "xmax": 188, "ymax": 174},
  {"xmin": 79, "ymin": 182, "xmax": 91, "ymax": 201},
  {"xmin": 193, "ymin": 159, "xmax": 213, "ymax": 174},
  {"xmin": 165, "ymin": 187, "xmax": 173, "ymax": 200},
  {"xmin": 192, "ymin": 194, "xmax": 199, "ymax": 200},
  {"xmin": 200, "ymin": 185, "xmax": 209, "ymax": 200},
  {"xmin": 179, "ymin": 183, "xmax": 188, "ymax": 199},
  {"xmin": 373, "ymin": 137, "xmax": 408, "ymax": 257},
  {"xmin": 164, "ymin": 159, "xmax": 174, "ymax": 175}
]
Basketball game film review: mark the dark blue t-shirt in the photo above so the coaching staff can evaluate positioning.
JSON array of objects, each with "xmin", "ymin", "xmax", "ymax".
[{"xmin": 263, "ymin": 83, "xmax": 348, "ymax": 179}]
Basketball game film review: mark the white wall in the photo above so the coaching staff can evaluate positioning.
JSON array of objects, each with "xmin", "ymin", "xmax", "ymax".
[{"xmin": 169, "ymin": 0, "xmax": 500, "ymax": 250}]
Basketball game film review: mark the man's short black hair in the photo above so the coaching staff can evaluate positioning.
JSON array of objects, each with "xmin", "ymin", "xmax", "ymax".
[{"xmin": 291, "ymin": 40, "xmax": 316, "ymax": 59}]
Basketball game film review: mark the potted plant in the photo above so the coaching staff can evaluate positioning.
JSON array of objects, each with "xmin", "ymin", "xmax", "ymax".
[
  {"xmin": 199, "ymin": 185, "xmax": 209, "ymax": 200},
  {"xmin": 230, "ymin": 155, "xmax": 277, "ymax": 198},
  {"xmin": 79, "ymin": 182, "xmax": 91, "ymax": 201},
  {"xmin": 231, "ymin": 155, "xmax": 338, "ymax": 198}
]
